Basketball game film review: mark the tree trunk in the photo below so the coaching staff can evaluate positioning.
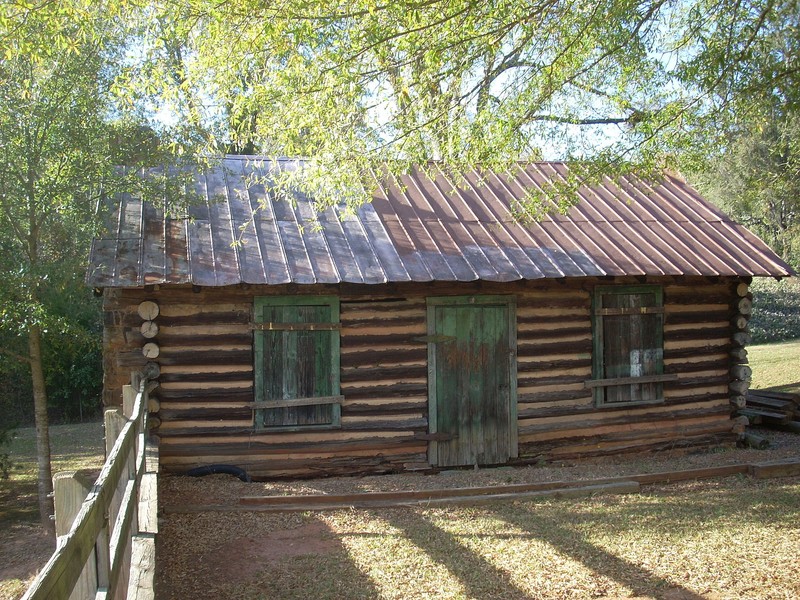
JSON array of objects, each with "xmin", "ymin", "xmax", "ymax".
[{"xmin": 29, "ymin": 324, "xmax": 55, "ymax": 536}]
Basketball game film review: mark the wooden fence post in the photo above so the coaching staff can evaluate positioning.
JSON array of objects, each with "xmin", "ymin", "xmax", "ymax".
[
  {"xmin": 99, "ymin": 408, "xmax": 126, "ymax": 592},
  {"xmin": 118, "ymin": 384, "xmax": 140, "ymax": 597},
  {"xmin": 53, "ymin": 472, "xmax": 97, "ymax": 600}
]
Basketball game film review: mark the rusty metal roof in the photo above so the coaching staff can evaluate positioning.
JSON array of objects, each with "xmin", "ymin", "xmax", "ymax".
[{"xmin": 86, "ymin": 157, "xmax": 794, "ymax": 287}]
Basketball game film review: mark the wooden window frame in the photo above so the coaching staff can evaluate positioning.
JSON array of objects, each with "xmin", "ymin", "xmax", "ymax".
[
  {"xmin": 253, "ymin": 295, "xmax": 341, "ymax": 431},
  {"xmin": 589, "ymin": 284, "xmax": 674, "ymax": 407}
]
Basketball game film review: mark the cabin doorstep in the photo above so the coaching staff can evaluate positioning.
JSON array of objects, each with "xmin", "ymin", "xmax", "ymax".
[{"xmin": 88, "ymin": 157, "xmax": 794, "ymax": 479}]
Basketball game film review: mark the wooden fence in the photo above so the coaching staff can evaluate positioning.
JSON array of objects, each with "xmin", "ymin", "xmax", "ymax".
[{"xmin": 22, "ymin": 374, "xmax": 158, "ymax": 600}]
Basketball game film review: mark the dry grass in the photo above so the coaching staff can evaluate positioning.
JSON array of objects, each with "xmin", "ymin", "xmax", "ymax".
[
  {"xmin": 749, "ymin": 339, "xmax": 800, "ymax": 393},
  {"xmin": 157, "ymin": 476, "xmax": 800, "ymax": 599},
  {"xmin": 0, "ymin": 421, "xmax": 104, "ymax": 600}
]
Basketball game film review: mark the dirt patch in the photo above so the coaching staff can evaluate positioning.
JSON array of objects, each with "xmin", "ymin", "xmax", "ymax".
[
  {"xmin": 0, "ymin": 523, "xmax": 51, "ymax": 583},
  {"xmin": 204, "ymin": 521, "xmax": 338, "ymax": 582}
]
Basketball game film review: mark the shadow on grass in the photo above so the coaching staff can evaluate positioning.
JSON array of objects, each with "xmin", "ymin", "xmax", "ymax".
[
  {"xmin": 0, "ymin": 479, "xmax": 39, "ymax": 526},
  {"xmin": 382, "ymin": 509, "xmax": 535, "ymax": 599},
  {"xmin": 156, "ymin": 515, "xmax": 383, "ymax": 600},
  {"xmin": 495, "ymin": 502, "xmax": 707, "ymax": 599}
]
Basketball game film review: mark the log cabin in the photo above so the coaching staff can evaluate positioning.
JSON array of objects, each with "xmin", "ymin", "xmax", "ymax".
[{"xmin": 87, "ymin": 157, "xmax": 794, "ymax": 478}]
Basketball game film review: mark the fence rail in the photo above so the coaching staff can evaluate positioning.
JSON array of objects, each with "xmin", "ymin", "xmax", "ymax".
[{"xmin": 23, "ymin": 374, "xmax": 158, "ymax": 600}]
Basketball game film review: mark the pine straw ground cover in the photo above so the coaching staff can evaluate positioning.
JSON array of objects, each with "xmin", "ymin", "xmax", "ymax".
[{"xmin": 157, "ymin": 433, "xmax": 800, "ymax": 600}]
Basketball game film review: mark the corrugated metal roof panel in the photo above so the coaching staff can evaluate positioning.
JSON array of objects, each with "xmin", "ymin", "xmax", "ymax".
[{"xmin": 86, "ymin": 157, "xmax": 794, "ymax": 288}]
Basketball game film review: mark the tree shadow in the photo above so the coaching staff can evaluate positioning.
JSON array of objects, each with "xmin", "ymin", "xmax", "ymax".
[
  {"xmin": 381, "ymin": 508, "xmax": 535, "ymax": 599},
  {"xmin": 156, "ymin": 513, "xmax": 383, "ymax": 600},
  {"xmin": 495, "ymin": 503, "xmax": 707, "ymax": 599}
]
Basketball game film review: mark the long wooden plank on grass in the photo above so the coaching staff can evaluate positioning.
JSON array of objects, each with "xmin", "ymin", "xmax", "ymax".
[
  {"xmin": 749, "ymin": 459, "xmax": 800, "ymax": 479},
  {"xmin": 169, "ymin": 481, "xmax": 641, "ymax": 512}
]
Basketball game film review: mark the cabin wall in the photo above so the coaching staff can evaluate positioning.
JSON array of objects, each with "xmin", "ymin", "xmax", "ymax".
[{"xmin": 102, "ymin": 276, "xmax": 745, "ymax": 478}]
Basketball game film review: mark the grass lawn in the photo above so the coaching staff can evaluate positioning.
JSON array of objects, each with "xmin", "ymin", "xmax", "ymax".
[
  {"xmin": 158, "ymin": 476, "xmax": 800, "ymax": 599},
  {"xmin": 748, "ymin": 338, "xmax": 800, "ymax": 393},
  {"xmin": 0, "ymin": 422, "xmax": 104, "ymax": 600}
]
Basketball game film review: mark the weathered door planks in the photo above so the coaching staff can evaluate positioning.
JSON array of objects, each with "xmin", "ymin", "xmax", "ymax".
[{"xmin": 427, "ymin": 296, "xmax": 517, "ymax": 466}]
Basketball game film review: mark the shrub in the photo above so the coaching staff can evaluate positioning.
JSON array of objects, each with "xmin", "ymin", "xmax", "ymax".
[{"xmin": 749, "ymin": 278, "xmax": 800, "ymax": 343}]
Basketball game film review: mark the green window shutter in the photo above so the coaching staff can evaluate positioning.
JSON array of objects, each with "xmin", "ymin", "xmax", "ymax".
[
  {"xmin": 254, "ymin": 296, "xmax": 341, "ymax": 429},
  {"xmin": 591, "ymin": 285, "xmax": 668, "ymax": 406}
]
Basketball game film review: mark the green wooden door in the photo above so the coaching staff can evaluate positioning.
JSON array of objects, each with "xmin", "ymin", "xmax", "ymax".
[{"xmin": 428, "ymin": 296, "xmax": 517, "ymax": 467}]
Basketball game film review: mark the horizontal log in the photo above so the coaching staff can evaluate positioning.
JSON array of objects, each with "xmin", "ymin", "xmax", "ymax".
[
  {"xmin": 730, "ymin": 396, "xmax": 746, "ymax": 409},
  {"xmin": 157, "ymin": 389, "xmax": 254, "ymax": 402},
  {"xmin": 749, "ymin": 459, "xmax": 800, "ymax": 478},
  {"xmin": 518, "ymin": 328, "xmax": 591, "ymax": 344},
  {"xmin": 729, "ymin": 380, "xmax": 750, "ymax": 395},
  {"xmin": 341, "ymin": 364, "xmax": 427, "ymax": 384},
  {"xmin": 731, "ymin": 415, "xmax": 748, "ymax": 433},
  {"xmin": 518, "ymin": 396, "xmax": 727, "ymax": 420},
  {"xmin": 517, "ymin": 355, "xmax": 592, "ymax": 371},
  {"xmin": 159, "ymin": 380, "xmax": 251, "ymax": 392},
  {"xmin": 518, "ymin": 389, "xmax": 592, "ymax": 404},
  {"xmin": 159, "ymin": 435, "xmax": 426, "ymax": 457},
  {"xmin": 158, "ymin": 407, "xmax": 253, "ymax": 420},
  {"xmin": 340, "ymin": 418, "xmax": 428, "ymax": 431},
  {"xmin": 159, "ymin": 324, "xmax": 251, "ymax": 336},
  {"xmin": 517, "ymin": 339, "xmax": 594, "ymax": 357},
  {"xmin": 731, "ymin": 314, "xmax": 749, "ymax": 330},
  {"xmin": 519, "ymin": 404, "xmax": 730, "ymax": 436},
  {"xmin": 520, "ymin": 413, "xmax": 729, "ymax": 444},
  {"xmin": 340, "ymin": 382, "xmax": 427, "ymax": 399},
  {"xmin": 156, "ymin": 334, "xmax": 252, "ymax": 348},
  {"xmin": 160, "ymin": 427, "xmax": 415, "ymax": 445},
  {"xmin": 158, "ymin": 310, "xmax": 251, "ymax": 326},
  {"xmin": 138, "ymin": 300, "xmax": 159, "ymax": 320},
  {"xmin": 340, "ymin": 315, "xmax": 424, "ymax": 329},
  {"xmin": 731, "ymin": 365, "xmax": 752, "ymax": 380},
  {"xmin": 517, "ymin": 318, "xmax": 589, "ymax": 333},
  {"xmin": 340, "ymin": 348, "xmax": 426, "ymax": 367},
  {"xmin": 738, "ymin": 296, "xmax": 752, "ymax": 315},
  {"xmin": 158, "ymin": 369, "xmax": 253, "ymax": 384},
  {"xmin": 663, "ymin": 358, "xmax": 728, "ymax": 374},
  {"xmin": 663, "ymin": 310, "xmax": 732, "ymax": 326},
  {"xmin": 157, "ymin": 303, "xmax": 251, "ymax": 318},
  {"xmin": 518, "ymin": 374, "xmax": 587, "ymax": 388},
  {"xmin": 665, "ymin": 326, "xmax": 732, "ymax": 342},
  {"xmin": 161, "ymin": 450, "xmax": 428, "ymax": 479},
  {"xmin": 730, "ymin": 347, "xmax": 748, "ymax": 362},
  {"xmin": 342, "ymin": 399, "xmax": 428, "ymax": 415},
  {"xmin": 663, "ymin": 343, "xmax": 732, "ymax": 359},
  {"xmin": 156, "ymin": 350, "xmax": 253, "ymax": 366},
  {"xmin": 665, "ymin": 301, "xmax": 729, "ymax": 312},
  {"xmin": 666, "ymin": 338, "xmax": 732, "ymax": 353},
  {"xmin": 520, "ymin": 421, "xmax": 735, "ymax": 460},
  {"xmin": 732, "ymin": 332, "xmax": 751, "ymax": 347},
  {"xmin": 665, "ymin": 374, "xmax": 730, "ymax": 389}
]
